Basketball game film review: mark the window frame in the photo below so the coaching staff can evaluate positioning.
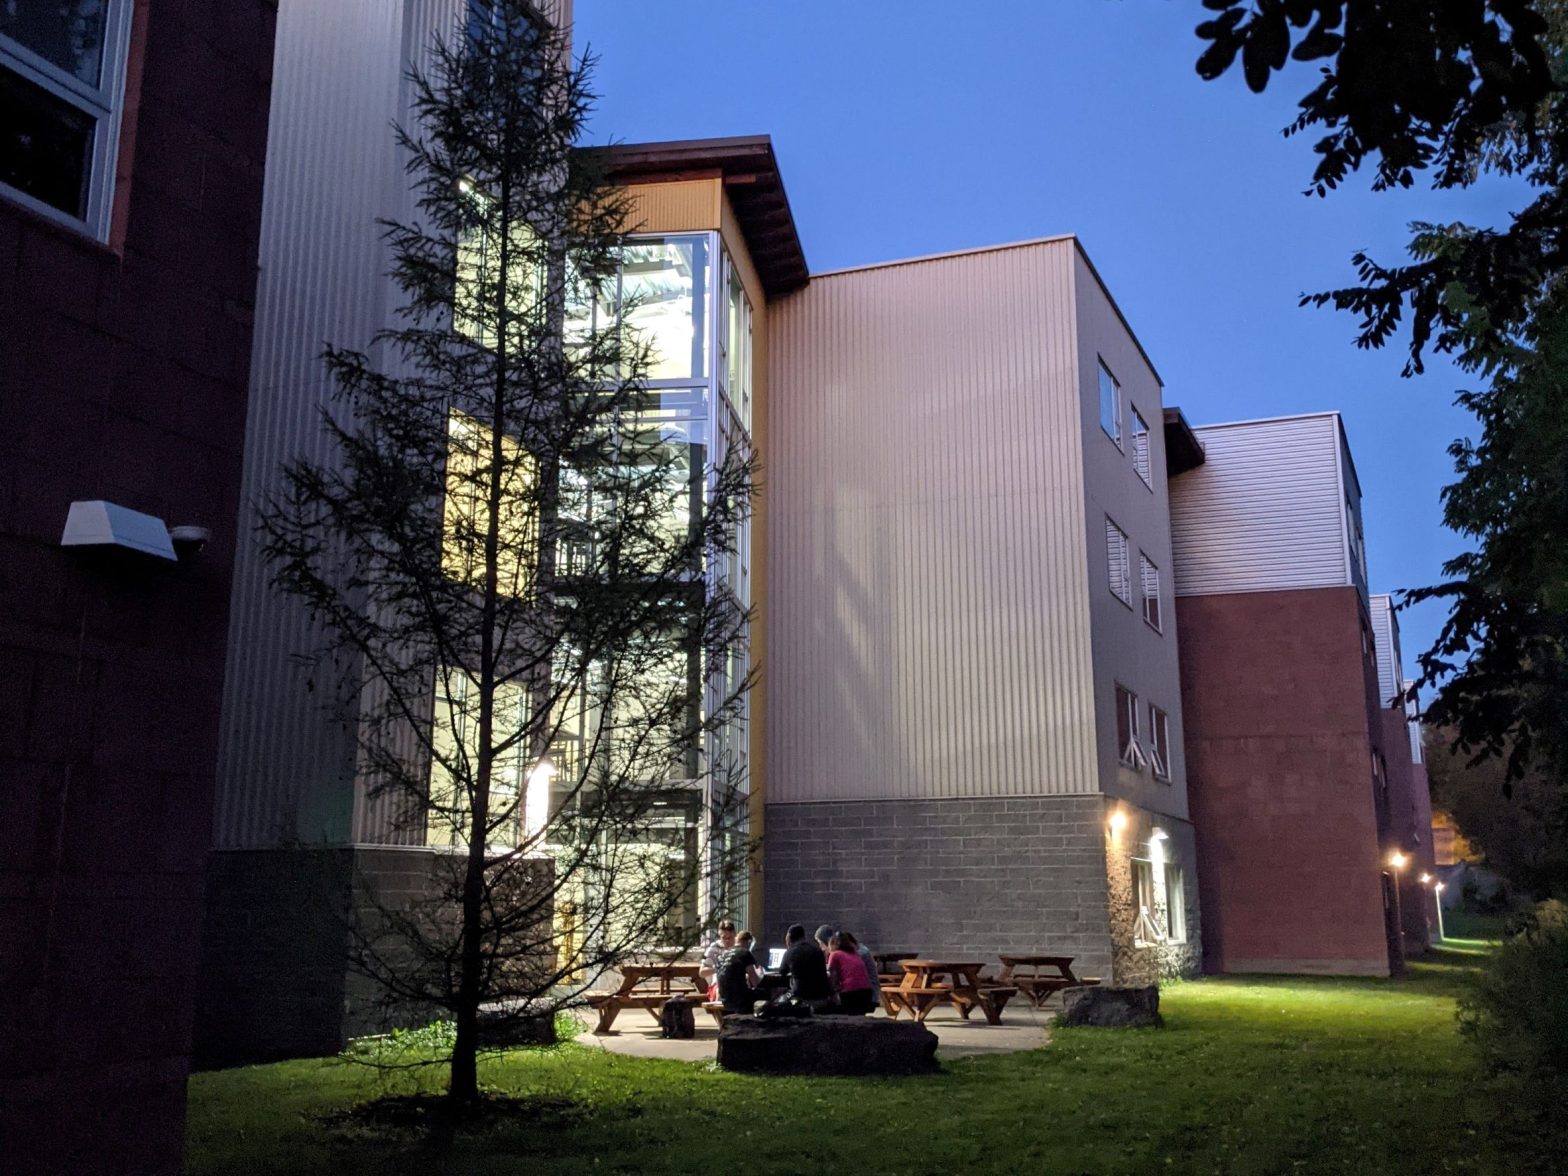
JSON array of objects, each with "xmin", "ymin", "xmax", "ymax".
[
  {"xmin": 1148, "ymin": 704, "xmax": 1171, "ymax": 781},
  {"xmin": 0, "ymin": 0, "xmax": 134, "ymax": 240},
  {"xmin": 1129, "ymin": 404, "xmax": 1152, "ymax": 488},
  {"xmin": 1139, "ymin": 551, "xmax": 1162, "ymax": 632},
  {"xmin": 1115, "ymin": 682, "xmax": 1146, "ymax": 770},
  {"xmin": 1163, "ymin": 862, "xmax": 1188, "ymax": 944},
  {"xmin": 1098, "ymin": 359, "xmax": 1122, "ymax": 449},
  {"xmin": 1105, "ymin": 516, "xmax": 1131, "ymax": 607}
]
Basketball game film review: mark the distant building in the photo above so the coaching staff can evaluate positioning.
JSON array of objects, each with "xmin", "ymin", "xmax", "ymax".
[
  {"xmin": 0, "ymin": 3, "xmax": 276, "ymax": 1173},
  {"xmin": 1169, "ymin": 413, "xmax": 1408, "ymax": 975},
  {"xmin": 1370, "ymin": 593, "xmax": 1437, "ymax": 951}
]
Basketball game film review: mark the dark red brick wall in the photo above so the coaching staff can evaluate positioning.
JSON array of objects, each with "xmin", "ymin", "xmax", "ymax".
[
  {"xmin": 0, "ymin": 4, "xmax": 275, "ymax": 1173},
  {"xmin": 1176, "ymin": 586, "xmax": 1396, "ymax": 975}
]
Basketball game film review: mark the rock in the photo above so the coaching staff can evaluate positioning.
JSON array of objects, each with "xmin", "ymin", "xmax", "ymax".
[
  {"xmin": 716, "ymin": 1015, "xmax": 940, "ymax": 1075},
  {"xmin": 476, "ymin": 1007, "xmax": 557, "ymax": 1047},
  {"xmin": 1059, "ymin": 985, "xmax": 1163, "ymax": 1028}
]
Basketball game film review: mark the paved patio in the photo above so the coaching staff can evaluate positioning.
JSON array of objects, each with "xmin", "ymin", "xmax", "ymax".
[{"xmin": 573, "ymin": 1002, "xmax": 1055, "ymax": 1063}]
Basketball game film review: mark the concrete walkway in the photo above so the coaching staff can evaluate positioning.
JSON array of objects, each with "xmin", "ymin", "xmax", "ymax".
[{"xmin": 573, "ymin": 1002, "xmax": 1055, "ymax": 1063}]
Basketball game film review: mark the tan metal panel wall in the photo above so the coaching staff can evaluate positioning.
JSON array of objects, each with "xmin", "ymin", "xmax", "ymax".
[
  {"xmin": 1169, "ymin": 414, "xmax": 1351, "ymax": 597},
  {"xmin": 765, "ymin": 240, "xmax": 1100, "ymax": 803},
  {"xmin": 216, "ymin": 0, "xmax": 465, "ymax": 849},
  {"xmin": 1072, "ymin": 251, "xmax": 1190, "ymax": 822},
  {"xmin": 621, "ymin": 179, "xmax": 722, "ymax": 236}
]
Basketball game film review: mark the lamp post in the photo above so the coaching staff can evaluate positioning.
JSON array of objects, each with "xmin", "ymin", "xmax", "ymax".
[
  {"xmin": 1387, "ymin": 851, "xmax": 1409, "ymax": 974},
  {"xmin": 1433, "ymin": 881, "xmax": 1446, "ymax": 941}
]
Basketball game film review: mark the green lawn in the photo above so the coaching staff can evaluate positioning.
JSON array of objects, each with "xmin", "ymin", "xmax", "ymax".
[{"xmin": 187, "ymin": 943, "xmax": 1500, "ymax": 1176}]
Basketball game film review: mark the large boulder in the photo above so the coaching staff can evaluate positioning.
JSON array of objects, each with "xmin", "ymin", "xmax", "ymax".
[
  {"xmin": 716, "ymin": 1015, "xmax": 940, "ymax": 1076},
  {"xmin": 1059, "ymin": 985, "xmax": 1163, "ymax": 1028}
]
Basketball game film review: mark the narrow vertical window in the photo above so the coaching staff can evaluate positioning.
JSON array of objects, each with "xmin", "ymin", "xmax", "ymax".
[
  {"xmin": 1130, "ymin": 406, "xmax": 1151, "ymax": 486},
  {"xmin": 1132, "ymin": 858, "xmax": 1161, "ymax": 945},
  {"xmin": 1140, "ymin": 552, "xmax": 1161, "ymax": 631},
  {"xmin": 1098, "ymin": 360, "xmax": 1121, "ymax": 448},
  {"xmin": 1115, "ymin": 684, "xmax": 1145, "ymax": 768},
  {"xmin": 1106, "ymin": 517, "xmax": 1130, "ymax": 605},
  {"xmin": 1149, "ymin": 705, "xmax": 1171, "ymax": 780},
  {"xmin": 1163, "ymin": 863, "xmax": 1187, "ymax": 942}
]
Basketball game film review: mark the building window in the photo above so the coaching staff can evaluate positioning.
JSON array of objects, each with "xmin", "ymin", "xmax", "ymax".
[
  {"xmin": 1130, "ymin": 405, "xmax": 1152, "ymax": 487},
  {"xmin": 1163, "ymin": 863, "xmax": 1187, "ymax": 943},
  {"xmin": 0, "ymin": 1, "xmax": 133, "ymax": 238},
  {"xmin": 1149, "ymin": 705, "xmax": 1171, "ymax": 781},
  {"xmin": 1115, "ymin": 683, "xmax": 1146, "ymax": 769},
  {"xmin": 1098, "ymin": 360, "xmax": 1121, "ymax": 448},
  {"xmin": 1140, "ymin": 552, "xmax": 1161, "ymax": 631},
  {"xmin": 442, "ymin": 410, "xmax": 537, "ymax": 591},
  {"xmin": 1132, "ymin": 858, "xmax": 1160, "ymax": 945},
  {"xmin": 1106, "ymin": 516, "xmax": 1130, "ymax": 606},
  {"xmin": 427, "ymin": 668, "xmax": 530, "ymax": 851}
]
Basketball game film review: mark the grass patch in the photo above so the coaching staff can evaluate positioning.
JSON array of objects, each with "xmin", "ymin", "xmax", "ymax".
[{"xmin": 187, "ymin": 949, "xmax": 1496, "ymax": 1175}]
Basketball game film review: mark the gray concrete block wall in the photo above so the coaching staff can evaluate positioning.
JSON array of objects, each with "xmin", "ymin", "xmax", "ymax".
[{"xmin": 763, "ymin": 797, "xmax": 1116, "ymax": 977}]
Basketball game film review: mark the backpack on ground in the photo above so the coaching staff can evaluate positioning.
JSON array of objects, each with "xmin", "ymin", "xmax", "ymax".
[{"xmin": 660, "ymin": 997, "xmax": 696, "ymax": 1039}]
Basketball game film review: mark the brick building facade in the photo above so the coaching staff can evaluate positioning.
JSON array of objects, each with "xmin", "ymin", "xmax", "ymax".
[{"xmin": 0, "ymin": 4, "xmax": 276, "ymax": 1172}]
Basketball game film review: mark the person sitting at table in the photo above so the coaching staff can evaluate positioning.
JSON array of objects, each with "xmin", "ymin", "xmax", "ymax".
[
  {"xmin": 778, "ymin": 923, "xmax": 833, "ymax": 1007},
  {"xmin": 716, "ymin": 930, "xmax": 762, "ymax": 1015},
  {"xmin": 699, "ymin": 919, "xmax": 737, "ymax": 1000},
  {"xmin": 836, "ymin": 930, "xmax": 882, "ymax": 1011},
  {"xmin": 826, "ymin": 931, "xmax": 875, "ymax": 1015}
]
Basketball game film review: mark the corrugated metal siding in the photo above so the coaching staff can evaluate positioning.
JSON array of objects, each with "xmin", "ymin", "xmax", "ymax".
[
  {"xmin": 1369, "ymin": 594, "xmax": 1402, "ymax": 709},
  {"xmin": 765, "ymin": 240, "xmax": 1100, "ymax": 803},
  {"xmin": 621, "ymin": 179, "xmax": 722, "ymax": 236},
  {"xmin": 216, "ymin": 0, "xmax": 464, "ymax": 849},
  {"xmin": 1169, "ymin": 414, "xmax": 1351, "ymax": 597}
]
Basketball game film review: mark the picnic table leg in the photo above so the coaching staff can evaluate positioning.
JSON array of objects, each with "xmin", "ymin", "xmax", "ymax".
[
  {"xmin": 593, "ymin": 1001, "xmax": 621, "ymax": 1034},
  {"xmin": 979, "ymin": 990, "xmax": 1012, "ymax": 1026}
]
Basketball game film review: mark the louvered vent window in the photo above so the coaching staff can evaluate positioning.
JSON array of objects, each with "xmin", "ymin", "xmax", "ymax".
[
  {"xmin": 1106, "ymin": 517, "xmax": 1130, "ymax": 605},
  {"xmin": 1140, "ymin": 552, "xmax": 1161, "ymax": 631},
  {"xmin": 1131, "ymin": 406, "xmax": 1152, "ymax": 487}
]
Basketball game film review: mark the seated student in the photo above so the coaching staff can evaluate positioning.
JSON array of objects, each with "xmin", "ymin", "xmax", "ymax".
[
  {"xmin": 778, "ymin": 923, "xmax": 833, "ymax": 1006},
  {"xmin": 838, "ymin": 930, "xmax": 882, "ymax": 1010},
  {"xmin": 699, "ymin": 919, "xmax": 737, "ymax": 1000},
  {"xmin": 716, "ymin": 930, "xmax": 762, "ymax": 1015},
  {"xmin": 826, "ymin": 931, "xmax": 875, "ymax": 1015}
]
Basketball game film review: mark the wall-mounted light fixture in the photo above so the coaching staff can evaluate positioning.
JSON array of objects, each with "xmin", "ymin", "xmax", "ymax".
[{"xmin": 1108, "ymin": 808, "xmax": 1128, "ymax": 836}]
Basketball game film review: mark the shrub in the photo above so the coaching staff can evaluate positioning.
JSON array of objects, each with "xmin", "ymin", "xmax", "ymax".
[{"xmin": 1458, "ymin": 900, "xmax": 1568, "ymax": 1165}]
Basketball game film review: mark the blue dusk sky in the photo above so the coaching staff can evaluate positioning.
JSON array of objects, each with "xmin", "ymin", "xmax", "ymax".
[{"xmin": 573, "ymin": 0, "xmax": 1523, "ymax": 678}]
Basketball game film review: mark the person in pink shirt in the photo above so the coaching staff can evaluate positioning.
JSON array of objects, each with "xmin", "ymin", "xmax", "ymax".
[{"xmin": 826, "ymin": 930, "xmax": 875, "ymax": 1015}]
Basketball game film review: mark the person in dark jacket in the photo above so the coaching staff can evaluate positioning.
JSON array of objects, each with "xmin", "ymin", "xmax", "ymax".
[
  {"xmin": 716, "ymin": 930, "xmax": 762, "ymax": 1014},
  {"xmin": 778, "ymin": 923, "xmax": 833, "ymax": 1004}
]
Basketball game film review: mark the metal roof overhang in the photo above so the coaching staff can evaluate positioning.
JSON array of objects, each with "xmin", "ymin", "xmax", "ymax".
[
  {"xmin": 1163, "ymin": 407, "xmax": 1207, "ymax": 476},
  {"xmin": 583, "ymin": 136, "xmax": 809, "ymax": 300}
]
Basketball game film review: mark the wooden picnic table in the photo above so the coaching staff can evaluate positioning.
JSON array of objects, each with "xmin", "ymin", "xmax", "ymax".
[
  {"xmin": 996, "ymin": 954, "xmax": 1101, "ymax": 1008},
  {"xmin": 586, "ymin": 962, "xmax": 705, "ymax": 1034},
  {"xmin": 883, "ymin": 959, "xmax": 1017, "ymax": 1026},
  {"xmin": 872, "ymin": 951, "xmax": 918, "ymax": 982}
]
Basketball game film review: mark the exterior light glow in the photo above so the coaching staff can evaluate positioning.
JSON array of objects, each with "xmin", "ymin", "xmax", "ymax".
[
  {"xmin": 1419, "ymin": 872, "xmax": 1431, "ymax": 885},
  {"xmin": 1388, "ymin": 851, "xmax": 1408, "ymax": 870},
  {"xmin": 1150, "ymin": 828, "xmax": 1169, "ymax": 841},
  {"xmin": 1108, "ymin": 809, "xmax": 1128, "ymax": 835},
  {"xmin": 524, "ymin": 758, "xmax": 557, "ymax": 838}
]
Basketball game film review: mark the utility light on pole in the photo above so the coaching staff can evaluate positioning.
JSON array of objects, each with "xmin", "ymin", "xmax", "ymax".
[{"xmin": 1433, "ymin": 880, "xmax": 1446, "ymax": 941}]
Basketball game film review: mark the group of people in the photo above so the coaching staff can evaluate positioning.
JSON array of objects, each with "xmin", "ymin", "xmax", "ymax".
[{"xmin": 699, "ymin": 920, "xmax": 881, "ymax": 1016}]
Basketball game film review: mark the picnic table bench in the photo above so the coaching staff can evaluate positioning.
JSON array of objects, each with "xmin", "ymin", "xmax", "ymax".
[
  {"xmin": 585, "ymin": 962, "xmax": 705, "ymax": 1034},
  {"xmin": 996, "ymin": 954, "xmax": 1101, "ymax": 1008},
  {"xmin": 883, "ymin": 960, "xmax": 1017, "ymax": 1026}
]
